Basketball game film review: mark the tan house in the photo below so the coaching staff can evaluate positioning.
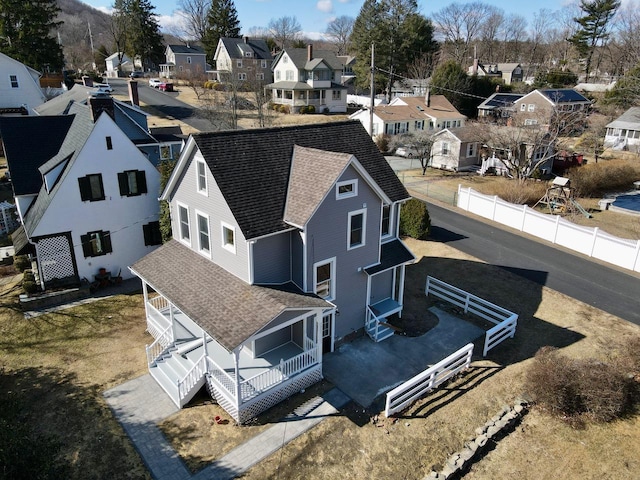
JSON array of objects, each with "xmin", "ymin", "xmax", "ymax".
[
  {"xmin": 349, "ymin": 93, "xmax": 466, "ymax": 137},
  {"xmin": 213, "ymin": 37, "xmax": 273, "ymax": 83},
  {"xmin": 512, "ymin": 89, "xmax": 591, "ymax": 131},
  {"xmin": 430, "ymin": 127, "xmax": 482, "ymax": 172}
]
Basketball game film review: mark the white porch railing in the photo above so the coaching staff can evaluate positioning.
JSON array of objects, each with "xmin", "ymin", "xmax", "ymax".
[
  {"xmin": 425, "ymin": 276, "xmax": 518, "ymax": 356},
  {"xmin": 178, "ymin": 354, "xmax": 207, "ymax": 404},
  {"xmin": 239, "ymin": 345, "xmax": 319, "ymax": 399},
  {"xmin": 385, "ymin": 343, "xmax": 474, "ymax": 417},
  {"xmin": 146, "ymin": 296, "xmax": 170, "ymax": 339},
  {"xmin": 206, "ymin": 357, "xmax": 238, "ymax": 400},
  {"xmin": 145, "ymin": 324, "xmax": 174, "ymax": 366},
  {"xmin": 365, "ymin": 306, "xmax": 394, "ymax": 342}
]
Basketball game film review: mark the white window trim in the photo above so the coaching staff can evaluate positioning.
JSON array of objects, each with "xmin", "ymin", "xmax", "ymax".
[
  {"xmin": 528, "ymin": 103, "xmax": 535, "ymax": 112},
  {"xmin": 195, "ymin": 210, "xmax": 211, "ymax": 258},
  {"xmin": 347, "ymin": 208, "xmax": 367, "ymax": 251},
  {"xmin": 336, "ymin": 179, "xmax": 358, "ymax": 200},
  {"xmin": 177, "ymin": 201, "xmax": 191, "ymax": 247},
  {"xmin": 221, "ymin": 221, "xmax": 236, "ymax": 254},
  {"xmin": 520, "ymin": 103, "xmax": 526, "ymax": 111},
  {"xmin": 381, "ymin": 204, "xmax": 393, "ymax": 239},
  {"xmin": 196, "ymin": 159, "xmax": 208, "ymax": 196},
  {"xmin": 313, "ymin": 257, "xmax": 336, "ymax": 301}
]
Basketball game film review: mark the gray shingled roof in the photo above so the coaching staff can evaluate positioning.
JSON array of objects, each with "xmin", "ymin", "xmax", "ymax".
[
  {"xmin": 188, "ymin": 121, "xmax": 409, "ymax": 240},
  {"xmin": 168, "ymin": 44, "xmax": 205, "ymax": 55},
  {"xmin": 0, "ymin": 115, "xmax": 74, "ymax": 195},
  {"xmin": 219, "ymin": 37, "xmax": 272, "ymax": 60},
  {"xmin": 34, "ymin": 85, "xmax": 95, "ymax": 116},
  {"xmin": 276, "ymin": 48, "xmax": 343, "ymax": 71},
  {"xmin": 606, "ymin": 107, "xmax": 640, "ymax": 130},
  {"xmin": 284, "ymin": 146, "xmax": 353, "ymax": 227},
  {"xmin": 130, "ymin": 240, "xmax": 330, "ymax": 351},
  {"xmin": 364, "ymin": 239, "xmax": 415, "ymax": 275}
]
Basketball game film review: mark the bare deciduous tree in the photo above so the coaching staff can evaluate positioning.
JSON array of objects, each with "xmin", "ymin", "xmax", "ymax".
[
  {"xmin": 267, "ymin": 16, "xmax": 301, "ymax": 50},
  {"xmin": 325, "ymin": 15, "xmax": 354, "ymax": 56},
  {"xmin": 392, "ymin": 131, "xmax": 438, "ymax": 175},
  {"xmin": 176, "ymin": 0, "xmax": 210, "ymax": 43}
]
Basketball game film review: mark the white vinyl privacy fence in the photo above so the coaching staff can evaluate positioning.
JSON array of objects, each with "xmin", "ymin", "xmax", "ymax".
[
  {"xmin": 385, "ymin": 343, "xmax": 473, "ymax": 417},
  {"xmin": 425, "ymin": 276, "xmax": 518, "ymax": 357},
  {"xmin": 457, "ymin": 186, "xmax": 640, "ymax": 273}
]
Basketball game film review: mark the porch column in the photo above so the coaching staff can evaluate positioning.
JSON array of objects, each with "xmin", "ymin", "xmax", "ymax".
[
  {"xmin": 169, "ymin": 303, "xmax": 176, "ymax": 342},
  {"xmin": 142, "ymin": 282, "xmax": 149, "ymax": 319},
  {"xmin": 233, "ymin": 349, "xmax": 242, "ymax": 409},
  {"xmin": 398, "ymin": 265, "xmax": 406, "ymax": 318},
  {"xmin": 330, "ymin": 311, "xmax": 336, "ymax": 353},
  {"xmin": 315, "ymin": 311, "xmax": 323, "ymax": 362}
]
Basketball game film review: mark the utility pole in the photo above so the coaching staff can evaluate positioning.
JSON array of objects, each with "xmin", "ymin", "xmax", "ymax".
[
  {"xmin": 369, "ymin": 42, "xmax": 375, "ymax": 138},
  {"xmin": 88, "ymin": 22, "xmax": 96, "ymax": 70}
]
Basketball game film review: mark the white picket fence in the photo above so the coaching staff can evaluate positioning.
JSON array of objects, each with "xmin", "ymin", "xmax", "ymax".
[
  {"xmin": 457, "ymin": 185, "xmax": 640, "ymax": 273},
  {"xmin": 425, "ymin": 276, "xmax": 518, "ymax": 356},
  {"xmin": 385, "ymin": 343, "xmax": 474, "ymax": 417}
]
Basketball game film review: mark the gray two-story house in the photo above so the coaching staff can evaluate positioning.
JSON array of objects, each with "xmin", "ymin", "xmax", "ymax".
[{"xmin": 130, "ymin": 121, "xmax": 414, "ymax": 423}]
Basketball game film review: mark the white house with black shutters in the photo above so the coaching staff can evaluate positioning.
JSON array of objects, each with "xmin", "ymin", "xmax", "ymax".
[{"xmin": 1, "ymin": 95, "xmax": 162, "ymax": 290}]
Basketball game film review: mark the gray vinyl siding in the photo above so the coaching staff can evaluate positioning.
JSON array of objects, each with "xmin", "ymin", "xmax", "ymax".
[
  {"xmin": 370, "ymin": 269, "xmax": 393, "ymax": 305},
  {"xmin": 169, "ymin": 149, "xmax": 249, "ymax": 282},
  {"xmin": 253, "ymin": 231, "xmax": 291, "ymax": 284},
  {"xmin": 305, "ymin": 164, "xmax": 382, "ymax": 340},
  {"xmin": 291, "ymin": 230, "xmax": 303, "ymax": 289},
  {"xmin": 254, "ymin": 327, "xmax": 291, "ymax": 355},
  {"xmin": 255, "ymin": 310, "xmax": 305, "ymax": 335}
]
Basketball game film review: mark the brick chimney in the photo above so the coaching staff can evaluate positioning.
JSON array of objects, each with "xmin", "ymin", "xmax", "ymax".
[
  {"xmin": 425, "ymin": 86, "xmax": 431, "ymax": 108},
  {"xmin": 128, "ymin": 80, "xmax": 140, "ymax": 107},
  {"xmin": 307, "ymin": 44, "xmax": 313, "ymax": 61},
  {"xmin": 88, "ymin": 95, "xmax": 115, "ymax": 122},
  {"xmin": 244, "ymin": 36, "xmax": 249, "ymax": 44}
]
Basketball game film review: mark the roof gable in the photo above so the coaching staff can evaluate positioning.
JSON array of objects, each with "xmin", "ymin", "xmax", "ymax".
[
  {"xmin": 167, "ymin": 44, "xmax": 205, "ymax": 55},
  {"xmin": 219, "ymin": 37, "xmax": 272, "ymax": 60},
  {"xmin": 163, "ymin": 121, "xmax": 409, "ymax": 240}
]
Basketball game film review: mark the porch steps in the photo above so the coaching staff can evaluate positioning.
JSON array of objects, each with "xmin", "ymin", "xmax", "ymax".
[
  {"xmin": 365, "ymin": 323, "xmax": 395, "ymax": 342},
  {"xmin": 149, "ymin": 345, "xmax": 205, "ymax": 408}
]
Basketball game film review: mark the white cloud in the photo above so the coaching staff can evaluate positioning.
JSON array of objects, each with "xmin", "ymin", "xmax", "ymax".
[
  {"xmin": 303, "ymin": 30, "xmax": 328, "ymax": 41},
  {"xmin": 317, "ymin": 0, "xmax": 333, "ymax": 13},
  {"xmin": 157, "ymin": 12, "xmax": 188, "ymax": 33},
  {"xmin": 95, "ymin": 5, "xmax": 113, "ymax": 14}
]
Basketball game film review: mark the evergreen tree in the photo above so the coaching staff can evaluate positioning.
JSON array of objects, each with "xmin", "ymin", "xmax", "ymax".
[
  {"xmin": 349, "ymin": 0, "xmax": 437, "ymax": 99},
  {"xmin": 430, "ymin": 60, "xmax": 473, "ymax": 115},
  {"xmin": 568, "ymin": 0, "xmax": 621, "ymax": 82},
  {"xmin": 0, "ymin": 0, "xmax": 64, "ymax": 71},
  {"xmin": 202, "ymin": 0, "xmax": 241, "ymax": 65},
  {"xmin": 113, "ymin": 0, "xmax": 164, "ymax": 71}
]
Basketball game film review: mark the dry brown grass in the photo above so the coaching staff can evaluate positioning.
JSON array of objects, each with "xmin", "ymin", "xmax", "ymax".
[
  {"xmin": 0, "ymin": 276, "xmax": 150, "ymax": 479},
  {"xmin": 567, "ymin": 158, "xmax": 640, "ymax": 197}
]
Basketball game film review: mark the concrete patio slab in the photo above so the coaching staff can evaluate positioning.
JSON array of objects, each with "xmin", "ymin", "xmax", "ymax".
[{"xmin": 322, "ymin": 307, "xmax": 485, "ymax": 408}]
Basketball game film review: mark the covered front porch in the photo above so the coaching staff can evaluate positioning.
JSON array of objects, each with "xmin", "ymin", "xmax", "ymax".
[{"xmin": 142, "ymin": 285, "xmax": 325, "ymax": 423}]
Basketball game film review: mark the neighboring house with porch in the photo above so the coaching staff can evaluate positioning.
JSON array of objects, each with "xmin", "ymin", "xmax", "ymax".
[
  {"xmin": 160, "ymin": 44, "xmax": 207, "ymax": 79},
  {"xmin": 0, "ymin": 96, "xmax": 162, "ymax": 289},
  {"xmin": 213, "ymin": 37, "xmax": 273, "ymax": 83},
  {"xmin": 0, "ymin": 52, "xmax": 46, "ymax": 115},
  {"xmin": 267, "ymin": 45, "xmax": 347, "ymax": 113},
  {"xmin": 604, "ymin": 107, "xmax": 640, "ymax": 152},
  {"xmin": 350, "ymin": 93, "xmax": 466, "ymax": 137},
  {"xmin": 430, "ymin": 127, "xmax": 482, "ymax": 172},
  {"xmin": 512, "ymin": 88, "xmax": 591, "ymax": 131},
  {"xmin": 130, "ymin": 120, "xmax": 414, "ymax": 423},
  {"xmin": 105, "ymin": 52, "xmax": 135, "ymax": 77}
]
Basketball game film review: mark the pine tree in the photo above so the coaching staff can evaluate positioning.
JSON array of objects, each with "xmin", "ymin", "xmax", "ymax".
[
  {"xmin": 0, "ymin": 0, "xmax": 64, "ymax": 71},
  {"xmin": 202, "ymin": 0, "xmax": 241, "ymax": 65},
  {"xmin": 112, "ymin": 0, "xmax": 164, "ymax": 71},
  {"xmin": 569, "ymin": 0, "xmax": 621, "ymax": 82}
]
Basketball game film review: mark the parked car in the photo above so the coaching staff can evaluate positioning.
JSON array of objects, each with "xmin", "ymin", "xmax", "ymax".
[
  {"xmin": 395, "ymin": 147, "xmax": 417, "ymax": 157},
  {"xmin": 148, "ymin": 78, "xmax": 162, "ymax": 88},
  {"xmin": 93, "ymin": 83, "xmax": 113, "ymax": 93},
  {"xmin": 159, "ymin": 82, "xmax": 174, "ymax": 92},
  {"xmin": 129, "ymin": 71, "xmax": 143, "ymax": 78}
]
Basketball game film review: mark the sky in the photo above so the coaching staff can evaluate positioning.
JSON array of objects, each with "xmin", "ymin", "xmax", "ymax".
[{"xmin": 79, "ymin": 0, "xmax": 632, "ymax": 41}]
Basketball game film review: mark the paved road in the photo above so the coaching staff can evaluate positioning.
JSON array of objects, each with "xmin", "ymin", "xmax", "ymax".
[
  {"xmin": 108, "ymin": 78, "xmax": 215, "ymax": 132},
  {"xmin": 424, "ymin": 201, "xmax": 640, "ymax": 326}
]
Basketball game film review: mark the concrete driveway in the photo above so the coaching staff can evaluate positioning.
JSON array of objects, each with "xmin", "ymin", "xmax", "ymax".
[{"xmin": 322, "ymin": 307, "xmax": 485, "ymax": 408}]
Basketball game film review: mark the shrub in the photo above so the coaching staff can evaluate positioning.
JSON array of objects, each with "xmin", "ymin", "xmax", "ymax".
[
  {"xmin": 566, "ymin": 159, "xmax": 640, "ymax": 197},
  {"xmin": 526, "ymin": 347, "xmax": 634, "ymax": 423},
  {"xmin": 488, "ymin": 178, "xmax": 548, "ymax": 205},
  {"xmin": 307, "ymin": 105, "xmax": 315, "ymax": 114},
  {"xmin": 299, "ymin": 105, "xmax": 308, "ymax": 114},
  {"xmin": 400, "ymin": 198, "xmax": 431, "ymax": 239},
  {"xmin": 374, "ymin": 134, "xmax": 391, "ymax": 153},
  {"xmin": 13, "ymin": 255, "xmax": 30, "ymax": 272},
  {"xmin": 278, "ymin": 104, "xmax": 289, "ymax": 114}
]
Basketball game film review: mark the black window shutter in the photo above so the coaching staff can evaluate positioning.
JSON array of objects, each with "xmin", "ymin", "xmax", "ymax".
[
  {"xmin": 102, "ymin": 231, "xmax": 113, "ymax": 253},
  {"xmin": 95, "ymin": 174, "xmax": 105, "ymax": 201},
  {"xmin": 137, "ymin": 170, "xmax": 147, "ymax": 194},
  {"xmin": 143, "ymin": 223, "xmax": 151, "ymax": 245},
  {"xmin": 81, "ymin": 234, "xmax": 92, "ymax": 257},
  {"xmin": 117, "ymin": 172, "xmax": 128, "ymax": 196},
  {"xmin": 78, "ymin": 177, "xmax": 90, "ymax": 201}
]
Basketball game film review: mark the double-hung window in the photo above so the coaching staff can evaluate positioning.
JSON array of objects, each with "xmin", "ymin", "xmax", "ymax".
[
  {"xmin": 196, "ymin": 212, "xmax": 210, "ymax": 256},
  {"xmin": 78, "ymin": 174, "xmax": 105, "ymax": 202},
  {"xmin": 81, "ymin": 230, "xmax": 112, "ymax": 257},
  {"xmin": 9, "ymin": 75, "xmax": 18, "ymax": 88},
  {"xmin": 347, "ymin": 209, "xmax": 366, "ymax": 250},
  {"xmin": 314, "ymin": 258, "xmax": 335, "ymax": 300},
  {"xmin": 381, "ymin": 205, "xmax": 391, "ymax": 237},
  {"xmin": 178, "ymin": 203, "xmax": 190, "ymax": 245},
  {"xmin": 196, "ymin": 160, "xmax": 207, "ymax": 194},
  {"xmin": 118, "ymin": 170, "xmax": 147, "ymax": 196}
]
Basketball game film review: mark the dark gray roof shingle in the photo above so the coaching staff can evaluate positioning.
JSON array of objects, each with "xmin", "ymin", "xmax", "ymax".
[
  {"xmin": 364, "ymin": 239, "xmax": 415, "ymax": 275},
  {"xmin": 0, "ymin": 115, "xmax": 75, "ymax": 195},
  {"xmin": 168, "ymin": 44, "xmax": 205, "ymax": 55},
  {"xmin": 130, "ymin": 240, "xmax": 330, "ymax": 351},
  {"xmin": 219, "ymin": 37, "xmax": 272, "ymax": 60},
  {"xmin": 189, "ymin": 121, "xmax": 409, "ymax": 240}
]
